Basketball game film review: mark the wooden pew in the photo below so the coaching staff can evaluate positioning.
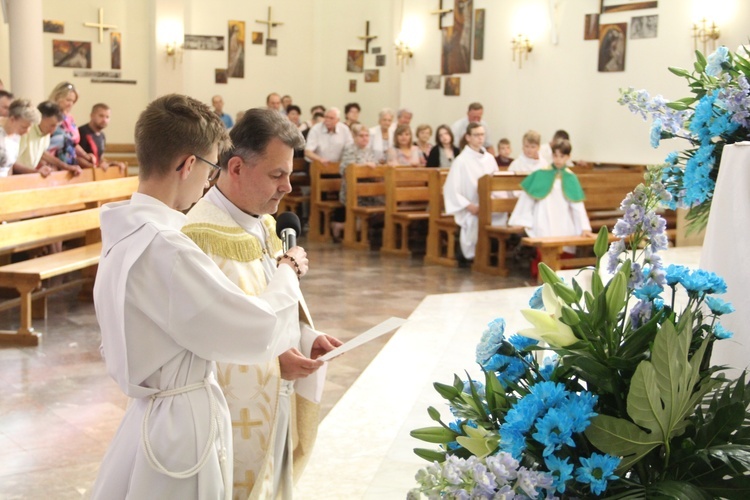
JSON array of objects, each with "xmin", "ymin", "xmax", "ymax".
[
  {"xmin": 105, "ymin": 143, "xmax": 138, "ymax": 166},
  {"xmin": 380, "ymin": 167, "xmax": 431, "ymax": 257},
  {"xmin": 0, "ymin": 168, "xmax": 94, "ymax": 192},
  {"xmin": 307, "ymin": 161, "xmax": 342, "ymax": 243},
  {"xmin": 424, "ymin": 169, "xmax": 459, "ymax": 267},
  {"xmin": 472, "ymin": 173, "xmax": 528, "ymax": 276},
  {"xmin": 0, "ymin": 176, "xmax": 139, "ymax": 345},
  {"xmin": 278, "ymin": 158, "xmax": 310, "ymax": 226},
  {"xmin": 343, "ymin": 164, "xmax": 388, "ymax": 250}
]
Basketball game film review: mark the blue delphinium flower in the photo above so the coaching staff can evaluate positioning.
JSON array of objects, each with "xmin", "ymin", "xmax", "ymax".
[
  {"xmin": 706, "ymin": 295, "xmax": 735, "ymax": 315},
  {"xmin": 714, "ymin": 323, "xmax": 733, "ymax": 339},
  {"xmin": 706, "ymin": 46, "xmax": 730, "ymax": 76},
  {"xmin": 576, "ymin": 453, "xmax": 620, "ymax": 496},
  {"xmin": 720, "ymin": 74, "xmax": 750, "ymax": 127},
  {"xmin": 545, "ymin": 455, "xmax": 574, "ymax": 493},
  {"xmin": 476, "ymin": 318, "xmax": 506, "ymax": 364},
  {"xmin": 630, "ymin": 299, "xmax": 653, "ymax": 328},
  {"xmin": 650, "ymin": 119, "xmax": 663, "ymax": 148},
  {"xmin": 515, "ymin": 467, "xmax": 555, "ymax": 498}
]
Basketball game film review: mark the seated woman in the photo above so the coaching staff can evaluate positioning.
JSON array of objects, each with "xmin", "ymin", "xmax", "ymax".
[
  {"xmin": 426, "ymin": 125, "xmax": 460, "ymax": 168},
  {"xmin": 44, "ymin": 82, "xmax": 95, "ymax": 175},
  {"xmin": 414, "ymin": 124, "xmax": 432, "ymax": 166},
  {"xmin": 344, "ymin": 102, "xmax": 361, "ymax": 128},
  {"xmin": 0, "ymin": 99, "xmax": 41, "ymax": 177},
  {"xmin": 369, "ymin": 108, "xmax": 394, "ymax": 164},
  {"xmin": 387, "ymin": 124, "xmax": 422, "ymax": 166}
]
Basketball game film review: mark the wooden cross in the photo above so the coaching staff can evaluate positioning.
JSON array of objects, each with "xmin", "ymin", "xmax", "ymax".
[
  {"xmin": 255, "ymin": 6, "xmax": 283, "ymax": 40},
  {"xmin": 430, "ymin": 0, "xmax": 453, "ymax": 30},
  {"xmin": 358, "ymin": 21, "xmax": 378, "ymax": 53},
  {"xmin": 83, "ymin": 8, "xmax": 118, "ymax": 44},
  {"xmin": 232, "ymin": 408, "xmax": 263, "ymax": 440}
]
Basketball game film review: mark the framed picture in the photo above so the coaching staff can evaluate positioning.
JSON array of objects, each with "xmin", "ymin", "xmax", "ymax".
[
  {"xmin": 444, "ymin": 76, "xmax": 461, "ymax": 96},
  {"xmin": 183, "ymin": 35, "xmax": 224, "ymax": 51},
  {"xmin": 598, "ymin": 23, "xmax": 627, "ymax": 72},
  {"xmin": 371, "ymin": 47, "xmax": 381, "ymax": 54},
  {"xmin": 375, "ymin": 54, "xmax": 386, "ymax": 67},
  {"xmin": 43, "ymin": 20, "xmax": 64, "ymax": 34},
  {"xmin": 111, "ymin": 32, "xmax": 122, "ymax": 69},
  {"xmin": 631, "ymin": 15, "xmax": 658, "ymax": 39},
  {"xmin": 349, "ymin": 79, "xmax": 357, "ymax": 92},
  {"xmin": 600, "ymin": 0, "xmax": 657, "ymax": 14},
  {"xmin": 473, "ymin": 8, "xmax": 485, "ymax": 60},
  {"xmin": 251, "ymin": 32, "xmax": 263, "ymax": 45},
  {"xmin": 52, "ymin": 40, "xmax": 91, "ymax": 68},
  {"xmin": 364, "ymin": 69, "xmax": 379, "ymax": 83},
  {"xmin": 215, "ymin": 69, "xmax": 228, "ymax": 84},
  {"xmin": 347, "ymin": 50, "xmax": 364, "ymax": 73},
  {"xmin": 266, "ymin": 39, "xmax": 277, "ymax": 56},
  {"xmin": 426, "ymin": 75, "xmax": 441, "ymax": 90},
  {"xmin": 227, "ymin": 20, "xmax": 245, "ymax": 78},
  {"xmin": 584, "ymin": 14, "xmax": 600, "ymax": 40}
]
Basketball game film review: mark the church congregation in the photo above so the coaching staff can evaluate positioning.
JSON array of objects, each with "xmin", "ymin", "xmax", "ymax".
[{"xmin": 2, "ymin": 0, "xmax": 747, "ymax": 498}]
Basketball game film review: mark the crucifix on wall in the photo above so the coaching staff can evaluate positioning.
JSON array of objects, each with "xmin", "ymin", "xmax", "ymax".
[
  {"xmin": 83, "ymin": 7, "xmax": 118, "ymax": 44},
  {"xmin": 430, "ymin": 0, "xmax": 453, "ymax": 30},
  {"xmin": 255, "ymin": 6, "xmax": 283, "ymax": 40},
  {"xmin": 358, "ymin": 21, "xmax": 378, "ymax": 53}
]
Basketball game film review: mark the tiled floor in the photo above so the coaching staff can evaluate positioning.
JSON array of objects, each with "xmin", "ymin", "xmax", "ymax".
[{"xmin": 0, "ymin": 240, "xmax": 532, "ymax": 499}]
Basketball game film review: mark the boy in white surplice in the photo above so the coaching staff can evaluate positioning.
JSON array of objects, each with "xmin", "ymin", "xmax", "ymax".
[{"xmin": 92, "ymin": 95, "xmax": 306, "ymax": 499}]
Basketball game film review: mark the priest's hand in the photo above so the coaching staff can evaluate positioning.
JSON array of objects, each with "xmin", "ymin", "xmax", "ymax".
[
  {"xmin": 311, "ymin": 334, "xmax": 343, "ymax": 360},
  {"xmin": 279, "ymin": 247, "xmax": 309, "ymax": 277},
  {"xmin": 279, "ymin": 348, "xmax": 324, "ymax": 380}
]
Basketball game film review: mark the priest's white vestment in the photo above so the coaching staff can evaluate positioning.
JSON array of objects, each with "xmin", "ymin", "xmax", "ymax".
[
  {"xmin": 443, "ymin": 147, "xmax": 504, "ymax": 259},
  {"xmin": 91, "ymin": 193, "xmax": 299, "ymax": 500},
  {"xmin": 183, "ymin": 187, "xmax": 324, "ymax": 499}
]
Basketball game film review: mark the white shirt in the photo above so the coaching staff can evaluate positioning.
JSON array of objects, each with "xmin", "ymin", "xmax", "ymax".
[
  {"xmin": 509, "ymin": 154, "xmax": 548, "ymax": 173},
  {"xmin": 451, "ymin": 117, "xmax": 492, "ymax": 150},
  {"xmin": 369, "ymin": 123, "xmax": 396, "ymax": 163},
  {"xmin": 305, "ymin": 121, "xmax": 353, "ymax": 162},
  {"xmin": 17, "ymin": 124, "xmax": 50, "ymax": 169},
  {"xmin": 0, "ymin": 131, "xmax": 20, "ymax": 177},
  {"xmin": 91, "ymin": 193, "xmax": 299, "ymax": 499}
]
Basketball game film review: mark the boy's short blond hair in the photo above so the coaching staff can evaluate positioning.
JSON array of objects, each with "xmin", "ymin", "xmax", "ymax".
[
  {"xmin": 522, "ymin": 130, "xmax": 541, "ymax": 146},
  {"xmin": 498, "ymin": 138, "xmax": 510, "ymax": 147},
  {"xmin": 135, "ymin": 94, "xmax": 230, "ymax": 180}
]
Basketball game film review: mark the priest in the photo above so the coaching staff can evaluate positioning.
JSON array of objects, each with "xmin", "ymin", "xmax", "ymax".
[{"xmin": 183, "ymin": 108, "xmax": 341, "ymax": 499}]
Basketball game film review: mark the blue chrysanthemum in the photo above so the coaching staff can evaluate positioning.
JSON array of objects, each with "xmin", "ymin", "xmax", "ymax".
[
  {"xmin": 575, "ymin": 453, "xmax": 620, "ymax": 496},
  {"xmin": 545, "ymin": 455, "xmax": 574, "ymax": 493},
  {"xmin": 706, "ymin": 295, "xmax": 735, "ymax": 315}
]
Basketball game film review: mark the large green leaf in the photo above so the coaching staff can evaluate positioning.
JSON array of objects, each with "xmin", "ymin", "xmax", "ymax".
[
  {"xmin": 585, "ymin": 414, "xmax": 662, "ymax": 471},
  {"xmin": 646, "ymin": 480, "xmax": 713, "ymax": 499}
]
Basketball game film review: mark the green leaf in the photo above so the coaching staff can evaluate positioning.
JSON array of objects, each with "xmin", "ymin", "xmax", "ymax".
[
  {"xmin": 572, "ymin": 279, "xmax": 584, "ymax": 302},
  {"xmin": 565, "ymin": 356, "xmax": 616, "ymax": 393},
  {"xmin": 695, "ymin": 50, "xmax": 707, "ymax": 69},
  {"xmin": 434, "ymin": 382, "xmax": 460, "ymax": 400},
  {"xmin": 676, "ymin": 96, "xmax": 698, "ymax": 105},
  {"xmin": 668, "ymin": 66, "xmax": 691, "ymax": 78},
  {"xmin": 605, "ymin": 271, "xmax": 627, "ymax": 323},
  {"xmin": 646, "ymin": 480, "xmax": 713, "ymax": 500},
  {"xmin": 413, "ymin": 447, "xmax": 446, "ymax": 463},
  {"xmin": 591, "ymin": 272, "xmax": 604, "ymax": 297},
  {"xmin": 410, "ymin": 426, "xmax": 458, "ymax": 444},
  {"xmin": 667, "ymin": 101, "xmax": 690, "ymax": 111},
  {"xmin": 694, "ymin": 402, "xmax": 746, "ymax": 449},
  {"xmin": 585, "ymin": 414, "xmax": 662, "ymax": 471}
]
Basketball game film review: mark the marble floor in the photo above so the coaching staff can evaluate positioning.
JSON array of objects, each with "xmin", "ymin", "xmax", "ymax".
[{"xmin": 0, "ymin": 239, "xmax": 532, "ymax": 499}]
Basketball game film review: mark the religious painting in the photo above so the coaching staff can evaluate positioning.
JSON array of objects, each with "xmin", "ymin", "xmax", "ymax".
[
  {"xmin": 598, "ymin": 23, "xmax": 627, "ymax": 72},
  {"xmin": 184, "ymin": 35, "xmax": 224, "ymax": 50},
  {"xmin": 426, "ymin": 75, "xmax": 441, "ymax": 90},
  {"xmin": 375, "ymin": 54, "xmax": 386, "ymax": 67},
  {"xmin": 73, "ymin": 70, "xmax": 120, "ymax": 78},
  {"xmin": 266, "ymin": 39, "xmax": 278, "ymax": 56},
  {"xmin": 364, "ymin": 69, "xmax": 379, "ymax": 83},
  {"xmin": 111, "ymin": 32, "xmax": 122, "ymax": 70},
  {"xmin": 371, "ymin": 47, "xmax": 381, "ymax": 54},
  {"xmin": 600, "ymin": 0, "xmax": 657, "ymax": 13},
  {"xmin": 43, "ymin": 20, "xmax": 64, "ymax": 33},
  {"xmin": 347, "ymin": 50, "xmax": 364, "ymax": 73},
  {"xmin": 251, "ymin": 32, "xmax": 263, "ymax": 45},
  {"xmin": 584, "ymin": 14, "xmax": 600, "ymax": 40},
  {"xmin": 631, "ymin": 15, "xmax": 658, "ymax": 39},
  {"xmin": 473, "ymin": 8, "xmax": 485, "ymax": 60},
  {"xmin": 215, "ymin": 69, "xmax": 228, "ymax": 84},
  {"xmin": 444, "ymin": 76, "xmax": 461, "ymax": 96},
  {"xmin": 227, "ymin": 20, "xmax": 245, "ymax": 78},
  {"xmin": 441, "ymin": 0, "xmax": 472, "ymax": 75},
  {"xmin": 91, "ymin": 78, "xmax": 137, "ymax": 84},
  {"xmin": 349, "ymin": 79, "xmax": 357, "ymax": 93},
  {"xmin": 52, "ymin": 40, "xmax": 92, "ymax": 68}
]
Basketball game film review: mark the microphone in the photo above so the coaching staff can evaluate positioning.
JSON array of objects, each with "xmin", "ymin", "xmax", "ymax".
[{"xmin": 275, "ymin": 212, "xmax": 301, "ymax": 253}]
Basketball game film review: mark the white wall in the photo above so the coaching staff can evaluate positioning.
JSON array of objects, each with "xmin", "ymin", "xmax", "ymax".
[{"xmin": 1, "ymin": 0, "xmax": 748, "ymax": 156}]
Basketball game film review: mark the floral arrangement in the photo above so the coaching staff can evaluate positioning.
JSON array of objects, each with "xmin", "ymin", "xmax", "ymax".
[
  {"xmin": 618, "ymin": 45, "xmax": 750, "ymax": 232},
  {"xmin": 409, "ymin": 166, "xmax": 750, "ymax": 499}
]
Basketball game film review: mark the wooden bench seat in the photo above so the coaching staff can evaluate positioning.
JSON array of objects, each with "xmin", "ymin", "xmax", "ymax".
[
  {"xmin": 381, "ymin": 167, "xmax": 431, "ymax": 257},
  {"xmin": 307, "ymin": 161, "xmax": 342, "ymax": 243},
  {"xmin": 278, "ymin": 158, "xmax": 310, "ymax": 225},
  {"xmin": 424, "ymin": 169, "xmax": 459, "ymax": 267},
  {"xmin": 343, "ymin": 164, "xmax": 387, "ymax": 250}
]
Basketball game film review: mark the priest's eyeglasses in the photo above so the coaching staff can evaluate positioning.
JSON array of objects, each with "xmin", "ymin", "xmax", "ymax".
[{"xmin": 176, "ymin": 154, "xmax": 222, "ymax": 182}]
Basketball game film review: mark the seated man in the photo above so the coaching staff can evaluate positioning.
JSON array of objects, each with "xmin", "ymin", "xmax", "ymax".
[
  {"xmin": 78, "ymin": 103, "xmax": 126, "ymax": 172},
  {"xmin": 211, "ymin": 94, "xmax": 234, "ymax": 129},
  {"xmin": 451, "ymin": 102, "xmax": 496, "ymax": 156},
  {"xmin": 15, "ymin": 101, "xmax": 63, "ymax": 176},
  {"xmin": 304, "ymin": 107, "xmax": 353, "ymax": 164}
]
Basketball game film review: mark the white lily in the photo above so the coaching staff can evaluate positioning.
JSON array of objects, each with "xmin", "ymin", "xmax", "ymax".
[{"xmin": 518, "ymin": 284, "xmax": 578, "ymax": 347}]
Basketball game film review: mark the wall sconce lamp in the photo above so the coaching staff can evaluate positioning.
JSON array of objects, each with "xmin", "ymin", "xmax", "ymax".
[
  {"xmin": 395, "ymin": 39, "xmax": 414, "ymax": 71},
  {"xmin": 692, "ymin": 18, "xmax": 720, "ymax": 54},
  {"xmin": 511, "ymin": 34, "xmax": 533, "ymax": 69},
  {"xmin": 165, "ymin": 40, "xmax": 182, "ymax": 69}
]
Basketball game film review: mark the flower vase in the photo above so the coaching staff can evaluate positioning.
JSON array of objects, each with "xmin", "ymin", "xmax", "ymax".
[{"xmin": 699, "ymin": 142, "xmax": 750, "ymax": 377}]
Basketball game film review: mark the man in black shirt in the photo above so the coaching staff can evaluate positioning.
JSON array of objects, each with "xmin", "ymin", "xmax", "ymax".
[{"xmin": 79, "ymin": 103, "xmax": 126, "ymax": 172}]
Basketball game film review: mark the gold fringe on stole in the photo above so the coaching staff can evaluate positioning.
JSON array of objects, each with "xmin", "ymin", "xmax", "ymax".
[
  {"xmin": 261, "ymin": 215, "xmax": 284, "ymax": 256},
  {"xmin": 182, "ymin": 223, "xmax": 265, "ymax": 262}
]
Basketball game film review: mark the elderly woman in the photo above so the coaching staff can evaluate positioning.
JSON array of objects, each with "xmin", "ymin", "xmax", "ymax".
[
  {"xmin": 369, "ymin": 107, "xmax": 395, "ymax": 164},
  {"xmin": 43, "ymin": 81, "xmax": 94, "ymax": 174},
  {"xmin": 427, "ymin": 125, "xmax": 460, "ymax": 168},
  {"xmin": 0, "ymin": 99, "xmax": 40, "ymax": 176},
  {"xmin": 387, "ymin": 124, "xmax": 422, "ymax": 166},
  {"xmin": 414, "ymin": 124, "xmax": 433, "ymax": 166}
]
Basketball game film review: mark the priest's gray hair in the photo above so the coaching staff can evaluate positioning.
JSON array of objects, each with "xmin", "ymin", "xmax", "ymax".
[{"xmin": 221, "ymin": 107, "xmax": 305, "ymax": 168}]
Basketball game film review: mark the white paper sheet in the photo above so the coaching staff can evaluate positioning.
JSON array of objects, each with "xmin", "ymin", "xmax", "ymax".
[{"xmin": 316, "ymin": 317, "xmax": 407, "ymax": 362}]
